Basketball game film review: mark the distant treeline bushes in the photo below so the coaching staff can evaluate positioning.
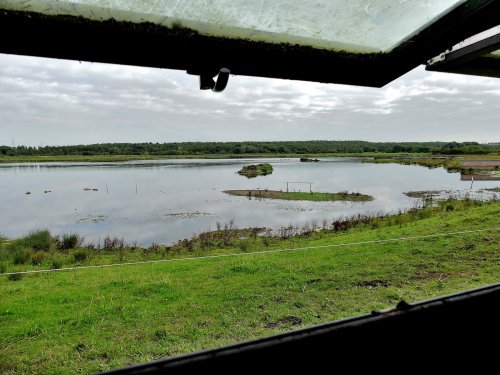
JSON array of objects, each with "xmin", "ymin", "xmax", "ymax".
[{"xmin": 0, "ymin": 141, "xmax": 498, "ymax": 156}]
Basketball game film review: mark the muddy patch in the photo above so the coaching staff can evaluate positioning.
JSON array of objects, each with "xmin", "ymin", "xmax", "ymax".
[
  {"xmin": 164, "ymin": 211, "xmax": 213, "ymax": 220},
  {"xmin": 411, "ymin": 265, "xmax": 456, "ymax": 282},
  {"xmin": 305, "ymin": 278, "xmax": 322, "ymax": 286},
  {"xmin": 266, "ymin": 316, "xmax": 303, "ymax": 329},
  {"xmin": 355, "ymin": 280, "xmax": 389, "ymax": 288},
  {"xmin": 404, "ymin": 190, "xmax": 446, "ymax": 199},
  {"xmin": 404, "ymin": 189, "xmax": 500, "ymax": 201}
]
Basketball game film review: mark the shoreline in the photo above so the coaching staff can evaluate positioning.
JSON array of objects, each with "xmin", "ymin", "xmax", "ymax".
[
  {"xmin": 0, "ymin": 152, "xmax": 425, "ymax": 163},
  {"xmin": 1, "ymin": 197, "xmax": 496, "ymax": 275}
]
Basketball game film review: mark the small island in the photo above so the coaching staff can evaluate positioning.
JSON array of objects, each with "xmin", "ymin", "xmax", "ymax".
[
  {"xmin": 300, "ymin": 157, "xmax": 320, "ymax": 162},
  {"xmin": 237, "ymin": 163, "xmax": 273, "ymax": 178},
  {"xmin": 224, "ymin": 189, "xmax": 374, "ymax": 202}
]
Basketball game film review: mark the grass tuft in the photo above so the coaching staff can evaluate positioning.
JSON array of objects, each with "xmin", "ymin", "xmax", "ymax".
[
  {"xmin": 50, "ymin": 257, "xmax": 63, "ymax": 269},
  {"xmin": 7, "ymin": 273, "xmax": 22, "ymax": 281},
  {"xmin": 31, "ymin": 251, "xmax": 47, "ymax": 265},
  {"xmin": 72, "ymin": 249, "xmax": 89, "ymax": 262},
  {"xmin": 61, "ymin": 234, "xmax": 81, "ymax": 250},
  {"xmin": 12, "ymin": 247, "xmax": 32, "ymax": 265}
]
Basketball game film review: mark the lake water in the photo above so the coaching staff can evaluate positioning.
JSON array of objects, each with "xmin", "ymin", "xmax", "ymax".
[{"xmin": 0, "ymin": 158, "xmax": 498, "ymax": 245}]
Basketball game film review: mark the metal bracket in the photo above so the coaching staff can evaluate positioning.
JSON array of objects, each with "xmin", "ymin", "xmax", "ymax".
[{"xmin": 199, "ymin": 68, "xmax": 230, "ymax": 92}]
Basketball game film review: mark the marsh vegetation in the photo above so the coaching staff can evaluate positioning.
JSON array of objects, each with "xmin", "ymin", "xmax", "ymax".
[
  {"xmin": 1, "ymin": 198, "xmax": 498, "ymax": 373},
  {"xmin": 0, "ymin": 197, "xmax": 495, "ymax": 275},
  {"xmin": 224, "ymin": 189, "xmax": 373, "ymax": 202}
]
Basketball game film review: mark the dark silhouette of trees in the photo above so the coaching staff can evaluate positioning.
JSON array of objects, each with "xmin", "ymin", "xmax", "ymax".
[{"xmin": 0, "ymin": 141, "xmax": 498, "ymax": 157}]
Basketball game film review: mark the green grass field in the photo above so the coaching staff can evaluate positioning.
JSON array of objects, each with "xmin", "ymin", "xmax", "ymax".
[{"xmin": 0, "ymin": 200, "xmax": 499, "ymax": 374}]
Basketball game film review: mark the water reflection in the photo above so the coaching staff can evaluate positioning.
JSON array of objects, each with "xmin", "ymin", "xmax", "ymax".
[
  {"xmin": 460, "ymin": 174, "xmax": 500, "ymax": 181},
  {"xmin": 0, "ymin": 158, "xmax": 498, "ymax": 245}
]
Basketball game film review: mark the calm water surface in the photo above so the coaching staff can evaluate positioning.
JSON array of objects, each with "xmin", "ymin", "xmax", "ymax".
[{"xmin": 0, "ymin": 158, "xmax": 498, "ymax": 245}]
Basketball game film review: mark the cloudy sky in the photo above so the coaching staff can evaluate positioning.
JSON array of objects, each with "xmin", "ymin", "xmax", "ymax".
[{"xmin": 0, "ymin": 52, "xmax": 498, "ymax": 147}]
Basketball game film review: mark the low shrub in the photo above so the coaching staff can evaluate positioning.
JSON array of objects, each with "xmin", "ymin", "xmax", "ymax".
[
  {"xmin": 73, "ymin": 249, "xmax": 89, "ymax": 262},
  {"xmin": 61, "ymin": 234, "xmax": 81, "ymax": 250},
  {"xmin": 25, "ymin": 230, "xmax": 53, "ymax": 252},
  {"xmin": 85, "ymin": 243, "xmax": 96, "ymax": 251},
  {"xmin": 51, "ymin": 258, "xmax": 63, "ymax": 269},
  {"xmin": 0, "ymin": 262, "xmax": 6, "ymax": 274},
  {"xmin": 261, "ymin": 237, "xmax": 271, "ymax": 247},
  {"xmin": 13, "ymin": 247, "xmax": 32, "ymax": 265},
  {"xmin": 238, "ymin": 240, "xmax": 250, "ymax": 252},
  {"xmin": 31, "ymin": 251, "xmax": 47, "ymax": 265},
  {"xmin": 149, "ymin": 242, "xmax": 160, "ymax": 252},
  {"xmin": 103, "ymin": 236, "xmax": 125, "ymax": 251},
  {"xmin": 0, "ymin": 246, "xmax": 7, "ymax": 261}
]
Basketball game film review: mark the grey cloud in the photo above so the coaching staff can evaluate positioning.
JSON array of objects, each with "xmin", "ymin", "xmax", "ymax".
[{"xmin": 0, "ymin": 53, "xmax": 499, "ymax": 146}]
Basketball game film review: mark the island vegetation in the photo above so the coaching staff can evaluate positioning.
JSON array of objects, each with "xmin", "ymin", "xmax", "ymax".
[
  {"xmin": 224, "ymin": 189, "xmax": 373, "ymax": 202},
  {"xmin": 237, "ymin": 163, "xmax": 273, "ymax": 178},
  {"xmin": 0, "ymin": 198, "xmax": 499, "ymax": 373}
]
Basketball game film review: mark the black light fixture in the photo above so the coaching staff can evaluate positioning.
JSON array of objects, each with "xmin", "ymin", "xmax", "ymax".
[{"xmin": 199, "ymin": 68, "xmax": 231, "ymax": 92}]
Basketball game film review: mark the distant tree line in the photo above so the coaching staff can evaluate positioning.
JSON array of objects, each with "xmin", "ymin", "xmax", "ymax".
[{"xmin": 0, "ymin": 141, "xmax": 498, "ymax": 156}]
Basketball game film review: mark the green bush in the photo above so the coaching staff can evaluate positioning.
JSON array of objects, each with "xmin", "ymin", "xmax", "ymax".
[
  {"xmin": 261, "ymin": 237, "xmax": 271, "ymax": 247},
  {"xmin": 24, "ymin": 230, "xmax": 53, "ymax": 252},
  {"xmin": 417, "ymin": 208, "xmax": 433, "ymax": 220},
  {"xmin": 73, "ymin": 249, "xmax": 89, "ymax": 262},
  {"xmin": 0, "ymin": 262, "xmax": 6, "ymax": 274},
  {"xmin": 50, "ymin": 258, "xmax": 63, "ymax": 269},
  {"xmin": 0, "ymin": 247, "xmax": 7, "ymax": 261},
  {"xmin": 13, "ymin": 247, "xmax": 32, "ymax": 265},
  {"xmin": 237, "ymin": 240, "xmax": 250, "ymax": 253},
  {"xmin": 32, "ymin": 251, "xmax": 47, "ymax": 265},
  {"xmin": 61, "ymin": 234, "xmax": 81, "ymax": 250}
]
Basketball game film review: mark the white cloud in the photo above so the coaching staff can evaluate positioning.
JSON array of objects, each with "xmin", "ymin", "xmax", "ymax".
[{"xmin": 0, "ymin": 53, "xmax": 499, "ymax": 146}]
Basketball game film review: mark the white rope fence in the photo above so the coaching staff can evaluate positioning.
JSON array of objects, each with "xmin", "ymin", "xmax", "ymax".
[{"xmin": 2, "ymin": 227, "xmax": 499, "ymax": 276}]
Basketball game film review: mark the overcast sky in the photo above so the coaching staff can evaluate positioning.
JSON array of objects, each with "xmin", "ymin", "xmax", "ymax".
[{"xmin": 0, "ymin": 53, "xmax": 499, "ymax": 147}]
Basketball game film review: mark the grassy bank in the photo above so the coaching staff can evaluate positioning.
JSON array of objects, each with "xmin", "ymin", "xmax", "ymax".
[
  {"xmin": 365, "ymin": 154, "xmax": 500, "ymax": 173},
  {"xmin": 0, "ymin": 152, "xmax": 423, "ymax": 163},
  {"xmin": 224, "ymin": 189, "xmax": 374, "ymax": 202},
  {"xmin": 366, "ymin": 157, "xmax": 460, "ymax": 170},
  {"xmin": 0, "ymin": 199, "xmax": 499, "ymax": 373}
]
